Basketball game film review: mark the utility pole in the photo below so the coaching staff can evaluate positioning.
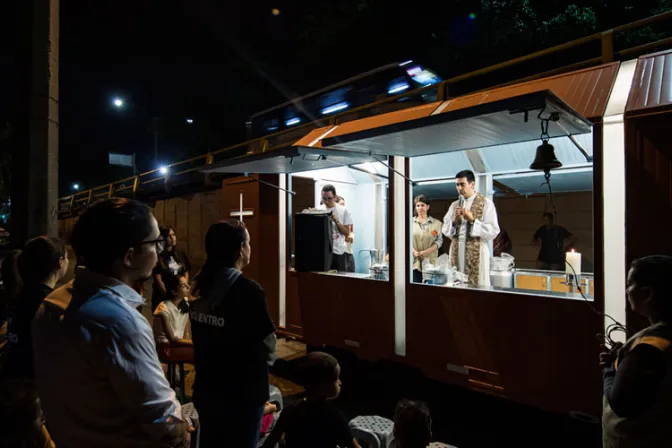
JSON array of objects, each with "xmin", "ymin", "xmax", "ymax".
[{"xmin": 12, "ymin": 0, "xmax": 60, "ymax": 245}]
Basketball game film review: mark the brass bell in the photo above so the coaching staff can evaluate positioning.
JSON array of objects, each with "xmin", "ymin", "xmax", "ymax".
[{"xmin": 530, "ymin": 140, "xmax": 562, "ymax": 171}]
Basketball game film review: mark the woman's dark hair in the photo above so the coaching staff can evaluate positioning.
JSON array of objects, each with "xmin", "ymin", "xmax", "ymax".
[
  {"xmin": 413, "ymin": 194, "xmax": 431, "ymax": 217},
  {"xmin": 159, "ymin": 226, "xmax": 174, "ymax": 255},
  {"xmin": 298, "ymin": 351, "xmax": 339, "ymax": 394},
  {"xmin": 161, "ymin": 273, "xmax": 190, "ymax": 313},
  {"xmin": 19, "ymin": 237, "xmax": 66, "ymax": 284},
  {"xmin": 71, "ymin": 198, "xmax": 154, "ymax": 272},
  {"xmin": 192, "ymin": 220, "xmax": 247, "ymax": 296},
  {"xmin": 159, "ymin": 226, "xmax": 173, "ymax": 239},
  {"xmin": 0, "ymin": 237, "xmax": 65, "ymax": 309},
  {"xmin": 393, "ymin": 399, "xmax": 432, "ymax": 448},
  {"xmin": 630, "ymin": 255, "xmax": 672, "ymax": 318}
]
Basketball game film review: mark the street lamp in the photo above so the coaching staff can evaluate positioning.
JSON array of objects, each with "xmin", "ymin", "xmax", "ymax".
[
  {"xmin": 185, "ymin": 118, "xmax": 194, "ymax": 124},
  {"xmin": 159, "ymin": 166, "xmax": 169, "ymax": 175},
  {"xmin": 112, "ymin": 97, "xmax": 124, "ymax": 108},
  {"xmin": 72, "ymin": 183, "xmax": 80, "ymax": 191}
]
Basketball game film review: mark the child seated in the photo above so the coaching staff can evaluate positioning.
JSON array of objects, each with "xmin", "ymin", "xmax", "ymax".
[
  {"xmin": 153, "ymin": 275, "xmax": 192, "ymax": 348},
  {"xmin": 260, "ymin": 401, "xmax": 279, "ymax": 438},
  {"xmin": 392, "ymin": 400, "xmax": 432, "ymax": 448},
  {"xmin": 262, "ymin": 352, "xmax": 361, "ymax": 448}
]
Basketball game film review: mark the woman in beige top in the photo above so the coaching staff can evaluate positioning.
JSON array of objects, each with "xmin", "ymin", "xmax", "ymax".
[{"xmin": 412, "ymin": 195, "xmax": 443, "ymax": 284}]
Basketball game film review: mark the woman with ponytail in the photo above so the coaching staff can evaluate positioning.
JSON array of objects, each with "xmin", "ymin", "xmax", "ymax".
[
  {"xmin": 1, "ymin": 237, "xmax": 68, "ymax": 378},
  {"xmin": 190, "ymin": 220, "xmax": 277, "ymax": 448},
  {"xmin": 0, "ymin": 237, "xmax": 67, "ymax": 448}
]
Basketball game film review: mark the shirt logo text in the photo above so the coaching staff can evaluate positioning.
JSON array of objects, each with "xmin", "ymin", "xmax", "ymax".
[{"xmin": 190, "ymin": 311, "xmax": 225, "ymax": 327}]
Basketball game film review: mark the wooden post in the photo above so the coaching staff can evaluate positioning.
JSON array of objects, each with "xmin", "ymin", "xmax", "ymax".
[{"xmin": 601, "ymin": 30, "xmax": 614, "ymax": 64}]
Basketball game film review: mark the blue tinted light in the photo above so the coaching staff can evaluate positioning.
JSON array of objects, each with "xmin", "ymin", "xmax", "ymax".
[
  {"xmin": 321, "ymin": 102, "xmax": 349, "ymax": 115},
  {"xmin": 285, "ymin": 117, "xmax": 301, "ymax": 126},
  {"xmin": 388, "ymin": 82, "xmax": 410, "ymax": 95}
]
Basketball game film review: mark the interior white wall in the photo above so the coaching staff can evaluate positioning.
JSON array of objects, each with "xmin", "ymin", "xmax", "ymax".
[{"xmin": 296, "ymin": 165, "xmax": 388, "ymax": 275}]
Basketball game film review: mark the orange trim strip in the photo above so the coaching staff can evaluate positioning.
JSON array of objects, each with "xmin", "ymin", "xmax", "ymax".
[
  {"xmin": 464, "ymin": 365, "xmax": 499, "ymax": 376},
  {"xmin": 468, "ymin": 379, "xmax": 504, "ymax": 391},
  {"xmin": 638, "ymin": 336, "xmax": 672, "ymax": 351}
]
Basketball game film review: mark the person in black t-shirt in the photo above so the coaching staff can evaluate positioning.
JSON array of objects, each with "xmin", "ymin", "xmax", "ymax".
[
  {"xmin": 0, "ymin": 236, "xmax": 68, "ymax": 447},
  {"xmin": 263, "ymin": 351, "xmax": 361, "ymax": 448},
  {"xmin": 190, "ymin": 220, "xmax": 277, "ymax": 448},
  {"xmin": 2, "ymin": 236, "xmax": 69, "ymax": 379},
  {"xmin": 152, "ymin": 226, "xmax": 191, "ymax": 312},
  {"xmin": 532, "ymin": 213, "xmax": 578, "ymax": 271}
]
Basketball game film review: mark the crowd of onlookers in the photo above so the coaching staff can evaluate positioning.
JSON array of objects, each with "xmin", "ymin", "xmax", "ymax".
[{"xmin": 0, "ymin": 196, "xmax": 670, "ymax": 448}]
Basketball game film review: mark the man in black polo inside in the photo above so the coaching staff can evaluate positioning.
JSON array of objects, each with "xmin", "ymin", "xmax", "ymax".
[{"xmin": 532, "ymin": 212, "xmax": 578, "ymax": 271}]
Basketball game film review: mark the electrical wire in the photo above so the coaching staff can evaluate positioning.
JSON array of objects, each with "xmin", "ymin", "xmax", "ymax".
[
  {"xmin": 564, "ymin": 260, "xmax": 630, "ymax": 348},
  {"xmin": 540, "ymin": 172, "xmax": 558, "ymax": 222}
]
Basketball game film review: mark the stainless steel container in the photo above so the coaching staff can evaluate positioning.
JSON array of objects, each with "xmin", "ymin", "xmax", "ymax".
[
  {"xmin": 369, "ymin": 263, "xmax": 389, "ymax": 281},
  {"xmin": 422, "ymin": 269, "xmax": 454, "ymax": 285},
  {"xmin": 490, "ymin": 269, "xmax": 515, "ymax": 288},
  {"xmin": 490, "ymin": 254, "xmax": 515, "ymax": 288}
]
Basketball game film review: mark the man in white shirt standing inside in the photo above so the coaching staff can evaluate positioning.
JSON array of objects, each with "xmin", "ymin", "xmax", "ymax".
[
  {"xmin": 442, "ymin": 170, "xmax": 500, "ymax": 287},
  {"xmin": 320, "ymin": 184, "xmax": 353, "ymax": 272}
]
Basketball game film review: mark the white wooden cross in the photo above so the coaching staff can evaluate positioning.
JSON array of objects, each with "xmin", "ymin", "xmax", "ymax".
[{"xmin": 229, "ymin": 191, "xmax": 254, "ymax": 222}]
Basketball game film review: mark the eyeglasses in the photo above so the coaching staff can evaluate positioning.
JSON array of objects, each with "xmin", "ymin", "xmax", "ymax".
[{"xmin": 139, "ymin": 238, "xmax": 167, "ymax": 253}]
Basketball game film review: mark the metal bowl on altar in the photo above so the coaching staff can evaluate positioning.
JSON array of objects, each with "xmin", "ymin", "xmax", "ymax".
[
  {"xmin": 369, "ymin": 263, "xmax": 389, "ymax": 280},
  {"xmin": 422, "ymin": 268, "xmax": 452, "ymax": 285}
]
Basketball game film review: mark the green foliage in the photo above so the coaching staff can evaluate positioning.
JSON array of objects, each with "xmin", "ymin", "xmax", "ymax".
[
  {"xmin": 539, "ymin": 5, "xmax": 598, "ymax": 37},
  {"xmin": 479, "ymin": 1, "xmax": 598, "ymax": 48}
]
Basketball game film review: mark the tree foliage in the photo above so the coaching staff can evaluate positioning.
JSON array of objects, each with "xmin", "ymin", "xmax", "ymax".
[{"xmin": 292, "ymin": 0, "xmax": 669, "ymax": 85}]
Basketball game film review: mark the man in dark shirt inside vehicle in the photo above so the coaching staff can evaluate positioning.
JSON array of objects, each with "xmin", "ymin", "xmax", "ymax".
[{"xmin": 532, "ymin": 213, "xmax": 578, "ymax": 271}]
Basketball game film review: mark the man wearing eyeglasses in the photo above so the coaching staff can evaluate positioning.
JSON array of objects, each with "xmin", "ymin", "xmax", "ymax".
[
  {"xmin": 319, "ymin": 184, "xmax": 353, "ymax": 272},
  {"xmin": 32, "ymin": 198, "xmax": 192, "ymax": 447}
]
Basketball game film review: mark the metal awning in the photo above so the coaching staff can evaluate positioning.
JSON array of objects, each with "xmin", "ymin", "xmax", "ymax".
[
  {"xmin": 201, "ymin": 146, "xmax": 379, "ymax": 175},
  {"xmin": 320, "ymin": 90, "xmax": 592, "ymax": 158},
  {"xmin": 626, "ymin": 49, "xmax": 672, "ymax": 116},
  {"xmin": 292, "ymin": 102, "xmax": 442, "ymax": 149}
]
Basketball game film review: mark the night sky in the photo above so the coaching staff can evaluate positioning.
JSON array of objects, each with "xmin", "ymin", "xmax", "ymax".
[
  {"xmin": 0, "ymin": 0, "xmax": 667, "ymax": 194},
  {"xmin": 53, "ymin": 0, "xmax": 483, "ymax": 192}
]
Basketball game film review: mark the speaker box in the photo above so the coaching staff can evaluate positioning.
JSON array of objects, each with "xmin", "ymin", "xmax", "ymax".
[{"xmin": 295, "ymin": 212, "xmax": 332, "ymax": 272}]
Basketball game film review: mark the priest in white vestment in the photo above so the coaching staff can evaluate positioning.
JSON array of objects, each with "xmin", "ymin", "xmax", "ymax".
[{"xmin": 442, "ymin": 170, "xmax": 501, "ymax": 286}]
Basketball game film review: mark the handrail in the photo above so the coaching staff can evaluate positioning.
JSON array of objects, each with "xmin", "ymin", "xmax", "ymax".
[
  {"xmin": 444, "ymin": 32, "xmax": 604, "ymax": 85},
  {"xmin": 58, "ymin": 12, "xmax": 672, "ymax": 215},
  {"xmin": 611, "ymin": 10, "xmax": 672, "ymax": 32}
]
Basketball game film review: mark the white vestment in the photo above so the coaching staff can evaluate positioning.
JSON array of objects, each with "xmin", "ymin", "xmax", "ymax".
[{"xmin": 442, "ymin": 194, "xmax": 500, "ymax": 286}]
